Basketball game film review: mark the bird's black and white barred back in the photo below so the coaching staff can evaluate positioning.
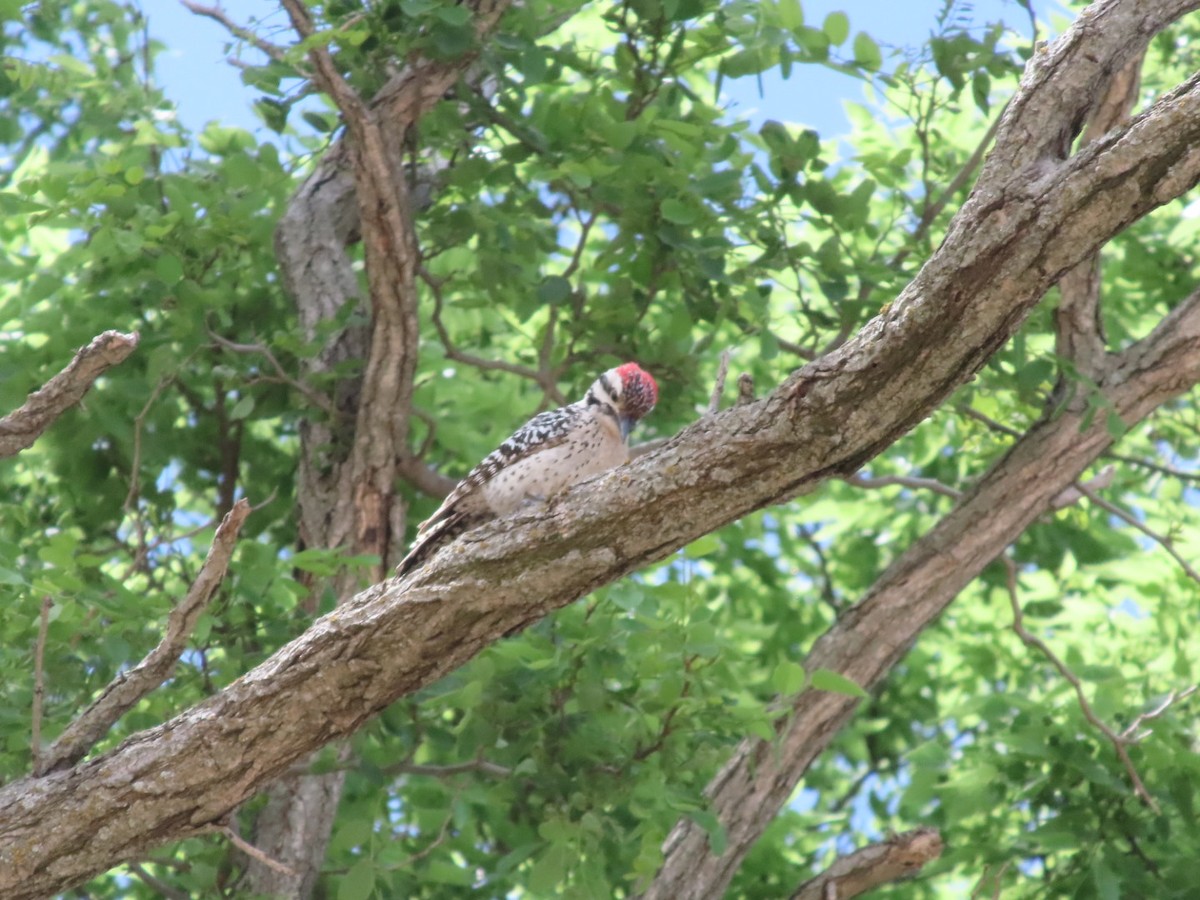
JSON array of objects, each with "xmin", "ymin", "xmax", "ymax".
[{"xmin": 396, "ymin": 363, "xmax": 658, "ymax": 575}]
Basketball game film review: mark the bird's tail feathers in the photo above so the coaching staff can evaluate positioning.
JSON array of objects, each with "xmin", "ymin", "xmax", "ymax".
[{"xmin": 396, "ymin": 512, "xmax": 470, "ymax": 576}]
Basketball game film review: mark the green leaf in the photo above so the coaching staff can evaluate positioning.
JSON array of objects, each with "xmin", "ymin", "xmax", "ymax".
[
  {"xmin": 795, "ymin": 25, "xmax": 831, "ymax": 57},
  {"xmin": 302, "ymin": 111, "xmax": 338, "ymax": 134},
  {"xmin": 434, "ymin": 5, "xmax": 471, "ymax": 25},
  {"xmin": 1091, "ymin": 857, "xmax": 1121, "ymax": 900},
  {"xmin": 155, "ymin": 254, "xmax": 184, "ymax": 283},
  {"xmin": 528, "ymin": 842, "xmax": 571, "ymax": 895},
  {"xmin": 49, "ymin": 54, "xmax": 93, "ymax": 76},
  {"xmin": 0, "ymin": 566, "xmax": 28, "ymax": 586},
  {"xmin": 685, "ymin": 533, "xmax": 721, "ymax": 557},
  {"xmin": 811, "ymin": 668, "xmax": 869, "ymax": 698},
  {"xmin": 778, "ymin": 0, "xmax": 804, "ymax": 31},
  {"xmin": 425, "ymin": 859, "xmax": 474, "ymax": 885},
  {"xmin": 687, "ymin": 810, "xmax": 727, "ymax": 855},
  {"xmin": 537, "ymin": 275, "xmax": 571, "ymax": 305},
  {"xmin": 337, "ymin": 859, "xmax": 376, "ymax": 900},
  {"xmin": 771, "ymin": 660, "xmax": 806, "ymax": 694},
  {"xmin": 229, "ymin": 395, "xmax": 256, "ymax": 421},
  {"xmin": 428, "ymin": 21, "xmax": 475, "ymax": 57},
  {"xmin": 660, "ymin": 199, "xmax": 697, "ymax": 225},
  {"xmin": 1106, "ymin": 410, "xmax": 1127, "ymax": 438},
  {"xmin": 823, "ymin": 12, "xmax": 850, "ymax": 46},
  {"xmin": 853, "ymin": 32, "xmax": 882, "ymax": 69},
  {"xmin": 291, "ymin": 548, "xmax": 342, "ymax": 575}
]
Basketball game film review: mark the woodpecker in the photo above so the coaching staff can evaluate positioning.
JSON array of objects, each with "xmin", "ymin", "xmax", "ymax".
[{"xmin": 397, "ymin": 362, "xmax": 658, "ymax": 575}]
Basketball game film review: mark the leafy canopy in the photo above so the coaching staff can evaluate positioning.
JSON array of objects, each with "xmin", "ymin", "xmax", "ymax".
[{"xmin": 1, "ymin": 1, "xmax": 1198, "ymax": 897}]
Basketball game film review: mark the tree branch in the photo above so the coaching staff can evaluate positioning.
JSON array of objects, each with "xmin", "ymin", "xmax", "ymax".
[
  {"xmin": 422, "ymin": 265, "xmax": 567, "ymax": 404},
  {"xmin": 1054, "ymin": 53, "xmax": 1143, "ymax": 383},
  {"xmin": 5, "ymin": 2, "xmax": 1200, "ymax": 894},
  {"xmin": 1075, "ymin": 482, "xmax": 1200, "ymax": 585},
  {"xmin": 790, "ymin": 828, "xmax": 943, "ymax": 900},
  {"xmin": 1105, "ymin": 450, "xmax": 1200, "ymax": 483},
  {"xmin": 643, "ymin": 287, "xmax": 1200, "ymax": 898},
  {"xmin": 0, "ymin": 330, "xmax": 138, "ymax": 459},
  {"xmin": 255, "ymin": 2, "xmax": 514, "ymax": 891},
  {"xmin": 1002, "ymin": 555, "xmax": 1159, "ymax": 812},
  {"xmin": 845, "ymin": 473, "xmax": 962, "ymax": 500},
  {"xmin": 382, "ymin": 758, "xmax": 513, "ymax": 779},
  {"xmin": 30, "ymin": 597, "xmax": 52, "ymax": 772},
  {"xmin": 127, "ymin": 862, "xmax": 192, "ymax": 900},
  {"xmin": 179, "ymin": 1, "xmax": 295, "ymax": 68},
  {"xmin": 34, "ymin": 498, "xmax": 251, "ymax": 776},
  {"xmin": 1121, "ymin": 685, "xmax": 1197, "ymax": 742},
  {"xmin": 224, "ymin": 822, "xmax": 296, "ymax": 878},
  {"xmin": 708, "ymin": 350, "xmax": 731, "ymax": 415}
]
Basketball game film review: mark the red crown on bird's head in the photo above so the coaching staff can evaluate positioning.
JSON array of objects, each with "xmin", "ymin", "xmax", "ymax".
[{"xmin": 615, "ymin": 362, "xmax": 658, "ymax": 418}]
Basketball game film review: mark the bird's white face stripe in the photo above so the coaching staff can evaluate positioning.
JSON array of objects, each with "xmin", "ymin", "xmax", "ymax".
[{"xmin": 594, "ymin": 370, "xmax": 620, "ymax": 407}]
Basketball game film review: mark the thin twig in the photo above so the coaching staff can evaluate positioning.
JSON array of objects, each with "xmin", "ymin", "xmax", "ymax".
[
  {"xmin": 36, "ymin": 499, "xmax": 252, "ymax": 776},
  {"xmin": 775, "ymin": 333, "xmax": 817, "ymax": 361},
  {"xmin": 815, "ymin": 101, "xmax": 1008, "ymax": 361},
  {"xmin": 421, "ymin": 266, "xmax": 567, "ymax": 404},
  {"xmin": 560, "ymin": 209, "xmax": 597, "ymax": 281},
  {"xmin": 910, "ymin": 106, "xmax": 1006, "ymax": 252},
  {"xmin": 1074, "ymin": 483, "xmax": 1200, "ymax": 586},
  {"xmin": 30, "ymin": 596, "xmax": 52, "ymax": 772},
  {"xmin": 127, "ymin": 863, "xmax": 192, "ymax": 900},
  {"xmin": 957, "ymin": 404, "xmax": 1024, "ymax": 438},
  {"xmin": 797, "ymin": 524, "xmax": 840, "ymax": 610},
  {"xmin": 122, "ymin": 372, "xmax": 180, "ymax": 579},
  {"xmin": 1048, "ymin": 465, "xmax": 1115, "ymax": 510},
  {"xmin": 708, "ymin": 350, "xmax": 731, "ymax": 415},
  {"xmin": 845, "ymin": 473, "xmax": 962, "ymax": 500},
  {"xmin": 207, "ymin": 328, "xmax": 340, "ymax": 419},
  {"xmin": 179, "ymin": 1, "xmax": 297, "ymax": 68},
  {"xmin": 1120, "ymin": 686, "xmax": 1198, "ymax": 742},
  {"xmin": 1002, "ymin": 556, "xmax": 1160, "ymax": 814},
  {"xmin": 124, "ymin": 368, "xmax": 185, "ymax": 514},
  {"xmin": 280, "ymin": 0, "xmax": 365, "ymax": 118},
  {"xmin": 402, "ymin": 795, "xmax": 459, "ymax": 867},
  {"xmin": 1105, "ymin": 451, "xmax": 1200, "ymax": 484},
  {"xmin": 119, "ymin": 489, "xmax": 276, "ymax": 585},
  {"xmin": 382, "ymin": 758, "xmax": 513, "ymax": 779},
  {"xmin": 0, "ymin": 331, "xmax": 139, "ymax": 460},
  {"xmin": 969, "ymin": 861, "xmax": 1011, "ymax": 900},
  {"xmin": 224, "ymin": 824, "xmax": 296, "ymax": 878}
]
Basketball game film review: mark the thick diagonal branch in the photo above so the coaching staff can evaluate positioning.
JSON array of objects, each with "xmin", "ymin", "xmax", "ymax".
[
  {"xmin": 4, "ymin": 2, "xmax": 1200, "ymax": 896},
  {"xmin": 0, "ymin": 330, "xmax": 138, "ymax": 459},
  {"xmin": 642, "ymin": 291, "xmax": 1200, "ymax": 899},
  {"xmin": 34, "ymin": 499, "xmax": 250, "ymax": 776}
]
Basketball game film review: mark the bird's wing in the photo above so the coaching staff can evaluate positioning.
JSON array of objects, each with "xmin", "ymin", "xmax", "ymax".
[{"xmin": 415, "ymin": 407, "xmax": 579, "ymax": 536}]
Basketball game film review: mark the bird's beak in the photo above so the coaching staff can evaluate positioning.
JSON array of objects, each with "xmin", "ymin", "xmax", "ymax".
[{"xmin": 619, "ymin": 415, "xmax": 635, "ymax": 440}]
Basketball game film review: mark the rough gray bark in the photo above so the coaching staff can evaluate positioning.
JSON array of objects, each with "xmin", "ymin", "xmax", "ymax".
[
  {"xmin": 790, "ymin": 828, "xmax": 943, "ymax": 900},
  {"xmin": 247, "ymin": 1, "xmax": 510, "ymax": 894},
  {"xmin": 642, "ymin": 288, "xmax": 1200, "ymax": 899},
  {"xmin": 0, "ymin": 330, "xmax": 138, "ymax": 459},
  {"xmin": 3, "ymin": 1, "xmax": 1200, "ymax": 897},
  {"xmin": 643, "ymin": 3, "xmax": 1200, "ymax": 894}
]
